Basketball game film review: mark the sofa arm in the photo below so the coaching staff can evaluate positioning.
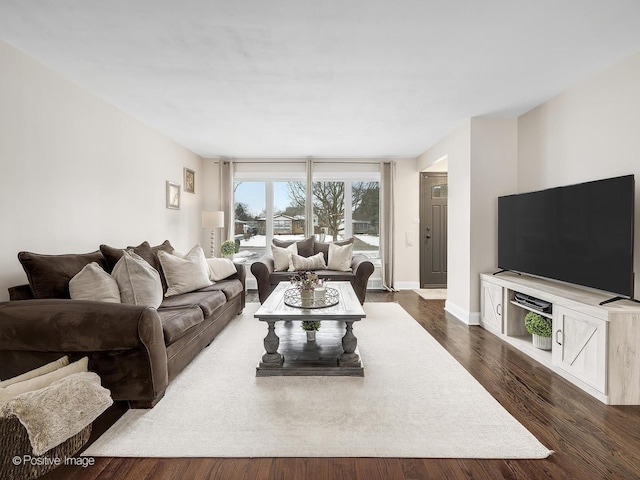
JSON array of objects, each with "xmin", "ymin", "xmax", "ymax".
[
  {"xmin": 250, "ymin": 255, "xmax": 275, "ymax": 304},
  {"xmin": 351, "ymin": 255, "xmax": 375, "ymax": 304},
  {"xmin": 0, "ymin": 299, "xmax": 163, "ymax": 352},
  {"xmin": 229, "ymin": 262, "xmax": 246, "ymax": 289},
  {"xmin": 0, "ymin": 299, "xmax": 168, "ymax": 406},
  {"xmin": 8, "ymin": 284, "xmax": 34, "ymax": 301}
]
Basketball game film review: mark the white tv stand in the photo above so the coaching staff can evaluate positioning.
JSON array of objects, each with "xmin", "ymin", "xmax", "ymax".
[{"xmin": 480, "ymin": 272, "xmax": 640, "ymax": 405}]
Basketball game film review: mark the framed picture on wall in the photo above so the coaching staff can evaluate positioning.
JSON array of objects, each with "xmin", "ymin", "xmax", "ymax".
[
  {"xmin": 184, "ymin": 168, "xmax": 195, "ymax": 194},
  {"xmin": 166, "ymin": 181, "xmax": 181, "ymax": 209}
]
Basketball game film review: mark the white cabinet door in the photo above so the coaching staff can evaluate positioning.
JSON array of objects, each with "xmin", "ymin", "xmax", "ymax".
[
  {"xmin": 552, "ymin": 305, "xmax": 607, "ymax": 393},
  {"xmin": 480, "ymin": 280, "xmax": 503, "ymax": 334}
]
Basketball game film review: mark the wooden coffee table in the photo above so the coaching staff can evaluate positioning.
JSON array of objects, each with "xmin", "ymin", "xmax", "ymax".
[{"xmin": 255, "ymin": 281, "xmax": 366, "ymax": 377}]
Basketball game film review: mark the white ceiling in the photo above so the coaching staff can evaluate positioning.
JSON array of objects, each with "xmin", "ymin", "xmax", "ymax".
[{"xmin": 1, "ymin": 1, "xmax": 640, "ymax": 159}]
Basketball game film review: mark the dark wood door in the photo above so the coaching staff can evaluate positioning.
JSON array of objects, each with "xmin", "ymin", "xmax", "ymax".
[{"xmin": 420, "ymin": 173, "xmax": 448, "ymax": 288}]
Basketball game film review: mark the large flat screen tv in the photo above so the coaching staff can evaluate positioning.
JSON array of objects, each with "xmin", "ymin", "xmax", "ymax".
[{"xmin": 498, "ymin": 175, "xmax": 635, "ymax": 298}]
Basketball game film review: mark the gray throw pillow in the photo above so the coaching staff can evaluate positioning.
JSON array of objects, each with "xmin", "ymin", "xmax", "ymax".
[
  {"xmin": 69, "ymin": 262, "xmax": 121, "ymax": 303},
  {"xmin": 158, "ymin": 245, "xmax": 212, "ymax": 297},
  {"xmin": 112, "ymin": 251, "xmax": 163, "ymax": 308}
]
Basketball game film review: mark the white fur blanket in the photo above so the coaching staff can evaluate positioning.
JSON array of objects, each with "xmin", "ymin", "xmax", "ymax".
[{"xmin": 0, "ymin": 372, "xmax": 112, "ymax": 455}]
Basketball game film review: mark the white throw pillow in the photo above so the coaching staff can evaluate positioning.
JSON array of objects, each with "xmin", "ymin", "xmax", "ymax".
[
  {"xmin": 205, "ymin": 258, "xmax": 237, "ymax": 281},
  {"xmin": 271, "ymin": 243, "xmax": 298, "ymax": 272},
  {"xmin": 328, "ymin": 242, "xmax": 353, "ymax": 271},
  {"xmin": 290, "ymin": 252, "xmax": 327, "ymax": 271},
  {"xmin": 69, "ymin": 262, "xmax": 121, "ymax": 303},
  {"xmin": 0, "ymin": 356, "xmax": 69, "ymax": 388},
  {"xmin": 158, "ymin": 245, "xmax": 212, "ymax": 297},
  {"xmin": 112, "ymin": 251, "xmax": 163, "ymax": 308},
  {"xmin": 0, "ymin": 357, "xmax": 88, "ymax": 408}
]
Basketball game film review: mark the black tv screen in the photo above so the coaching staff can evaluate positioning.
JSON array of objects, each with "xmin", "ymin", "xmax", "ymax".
[{"xmin": 498, "ymin": 175, "xmax": 635, "ymax": 298}]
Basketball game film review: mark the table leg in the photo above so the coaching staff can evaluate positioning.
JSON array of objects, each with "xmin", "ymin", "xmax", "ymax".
[
  {"xmin": 340, "ymin": 321, "xmax": 360, "ymax": 366},
  {"xmin": 261, "ymin": 321, "xmax": 284, "ymax": 365}
]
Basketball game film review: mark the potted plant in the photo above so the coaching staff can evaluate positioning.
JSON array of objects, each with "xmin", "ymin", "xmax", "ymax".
[
  {"xmin": 301, "ymin": 320, "xmax": 321, "ymax": 341},
  {"xmin": 220, "ymin": 240, "xmax": 237, "ymax": 258},
  {"xmin": 524, "ymin": 311, "xmax": 552, "ymax": 350}
]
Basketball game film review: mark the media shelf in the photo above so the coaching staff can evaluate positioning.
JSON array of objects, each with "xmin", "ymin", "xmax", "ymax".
[
  {"xmin": 509, "ymin": 300, "xmax": 552, "ymax": 319},
  {"xmin": 480, "ymin": 272, "xmax": 640, "ymax": 405}
]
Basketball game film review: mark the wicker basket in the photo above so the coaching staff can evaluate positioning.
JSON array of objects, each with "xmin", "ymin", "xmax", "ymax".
[{"xmin": 0, "ymin": 414, "xmax": 91, "ymax": 480}]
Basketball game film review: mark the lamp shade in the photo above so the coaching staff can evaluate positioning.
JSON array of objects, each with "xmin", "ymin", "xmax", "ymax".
[{"xmin": 202, "ymin": 211, "xmax": 225, "ymax": 229}]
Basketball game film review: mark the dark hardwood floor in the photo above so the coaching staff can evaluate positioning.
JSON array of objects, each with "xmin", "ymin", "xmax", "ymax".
[{"xmin": 43, "ymin": 290, "xmax": 640, "ymax": 480}]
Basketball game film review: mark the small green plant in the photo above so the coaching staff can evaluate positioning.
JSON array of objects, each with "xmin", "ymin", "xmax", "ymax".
[
  {"xmin": 301, "ymin": 320, "xmax": 321, "ymax": 331},
  {"xmin": 220, "ymin": 240, "xmax": 237, "ymax": 257},
  {"xmin": 524, "ymin": 311, "xmax": 552, "ymax": 337}
]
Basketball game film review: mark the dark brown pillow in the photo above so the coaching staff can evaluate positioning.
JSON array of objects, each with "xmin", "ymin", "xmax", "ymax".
[
  {"xmin": 272, "ymin": 236, "xmax": 315, "ymax": 257},
  {"xmin": 18, "ymin": 250, "xmax": 106, "ymax": 299},
  {"xmin": 100, "ymin": 240, "xmax": 174, "ymax": 292},
  {"xmin": 314, "ymin": 238, "xmax": 354, "ymax": 265}
]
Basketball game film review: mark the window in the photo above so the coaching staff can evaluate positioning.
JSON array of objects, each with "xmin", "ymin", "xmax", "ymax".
[
  {"xmin": 233, "ymin": 161, "xmax": 380, "ymax": 264},
  {"xmin": 234, "ymin": 181, "xmax": 266, "ymax": 257}
]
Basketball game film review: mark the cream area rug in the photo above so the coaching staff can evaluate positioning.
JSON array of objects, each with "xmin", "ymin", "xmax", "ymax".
[
  {"xmin": 84, "ymin": 303, "xmax": 551, "ymax": 459},
  {"xmin": 414, "ymin": 288, "xmax": 447, "ymax": 300}
]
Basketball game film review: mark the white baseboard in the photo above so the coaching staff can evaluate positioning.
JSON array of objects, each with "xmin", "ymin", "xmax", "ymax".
[{"xmin": 444, "ymin": 300, "xmax": 480, "ymax": 325}]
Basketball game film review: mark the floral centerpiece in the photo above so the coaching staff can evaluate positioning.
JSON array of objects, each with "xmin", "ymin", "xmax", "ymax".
[
  {"xmin": 290, "ymin": 271, "xmax": 325, "ymax": 323},
  {"xmin": 290, "ymin": 271, "xmax": 323, "ymax": 292}
]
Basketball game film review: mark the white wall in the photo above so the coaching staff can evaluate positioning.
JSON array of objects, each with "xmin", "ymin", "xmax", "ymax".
[
  {"xmin": 417, "ymin": 120, "xmax": 471, "ymax": 321},
  {"xmin": 0, "ymin": 40, "xmax": 203, "ymax": 301},
  {"xmin": 518, "ymin": 52, "xmax": 640, "ymax": 297},
  {"xmin": 469, "ymin": 118, "xmax": 518, "ymax": 320},
  {"xmin": 416, "ymin": 118, "xmax": 518, "ymax": 324},
  {"xmin": 392, "ymin": 158, "xmax": 420, "ymax": 289}
]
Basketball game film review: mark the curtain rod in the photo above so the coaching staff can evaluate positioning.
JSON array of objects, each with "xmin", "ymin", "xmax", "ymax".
[{"xmin": 225, "ymin": 159, "xmax": 386, "ymax": 165}]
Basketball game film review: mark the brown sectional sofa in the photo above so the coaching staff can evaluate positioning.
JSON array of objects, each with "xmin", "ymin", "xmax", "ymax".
[
  {"xmin": 0, "ymin": 241, "xmax": 245, "ymax": 408},
  {"xmin": 251, "ymin": 236, "xmax": 374, "ymax": 304}
]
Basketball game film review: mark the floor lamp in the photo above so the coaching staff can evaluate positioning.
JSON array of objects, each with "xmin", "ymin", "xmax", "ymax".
[{"xmin": 202, "ymin": 211, "xmax": 225, "ymax": 258}]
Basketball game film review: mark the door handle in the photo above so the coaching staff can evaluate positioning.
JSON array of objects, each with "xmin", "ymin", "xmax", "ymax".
[
  {"xmin": 426, "ymin": 234, "xmax": 432, "ymax": 239},
  {"xmin": 496, "ymin": 304, "xmax": 502, "ymax": 316},
  {"xmin": 555, "ymin": 330, "xmax": 563, "ymax": 346}
]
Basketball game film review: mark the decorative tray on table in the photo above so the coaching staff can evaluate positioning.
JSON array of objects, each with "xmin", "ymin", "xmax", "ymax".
[{"xmin": 283, "ymin": 287, "xmax": 339, "ymax": 309}]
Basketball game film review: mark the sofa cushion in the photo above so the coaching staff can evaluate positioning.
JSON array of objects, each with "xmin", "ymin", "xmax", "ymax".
[
  {"xmin": 158, "ymin": 246, "xmax": 212, "ymax": 297},
  {"xmin": 271, "ymin": 243, "xmax": 297, "ymax": 272},
  {"xmin": 111, "ymin": 251, "xmax": 163, "ymax": 308},
  {"xmin": 157, "ymin": 305, "xmax": 205, "ymax": 344},
  {"xmin": 205, "ymin": 257, "xmax": 237, "ymax": 281},
  {"xmin": 160, "ymin": 290, "xmax": 226, "ymax": 318},
  {"xmin": 273, "ymin": 236, "xmax": 315, "ymax": 257},
  {"xmin": 196, "ymin": 279, "xmax": 244, "ymax": 301},
  {"xmin": 18, "ymin": 250, "xmax": 107, "ymax": 299},
  {"xmin": 314, "ymin": 238, "xmax": 354, "ymax": 265},
  {"xmin": 69, "ymin": 262, "xmax": 121, "ymax": 303},
  {"xmin": 269, "ymin": 270, "xmax": 355, "ymax": 285},
  {"xmin": 290, "ymin": 252, "xmax": 327, "ymax": 271},
  {"xmin": 100, "ymin": 240, "xmax": 173, "ymax": 292},
  {"xmin": 328, "ymin": 242, "xmax": 354, "ymax": 271}
]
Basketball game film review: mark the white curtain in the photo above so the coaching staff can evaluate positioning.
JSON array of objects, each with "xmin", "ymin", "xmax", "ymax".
[
  {"xmin": 380, "ymin": 161, "xmax": 396, "ymax": 291},
  {"xmin": 219, "ymin": 159, "xmax": 234, "ymax": 242}
]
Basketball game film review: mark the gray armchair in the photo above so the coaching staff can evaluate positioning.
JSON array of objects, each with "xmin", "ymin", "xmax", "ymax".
[{"xmin": 250, "ymin": 237, "xmax": 375, "ymax": 304}]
